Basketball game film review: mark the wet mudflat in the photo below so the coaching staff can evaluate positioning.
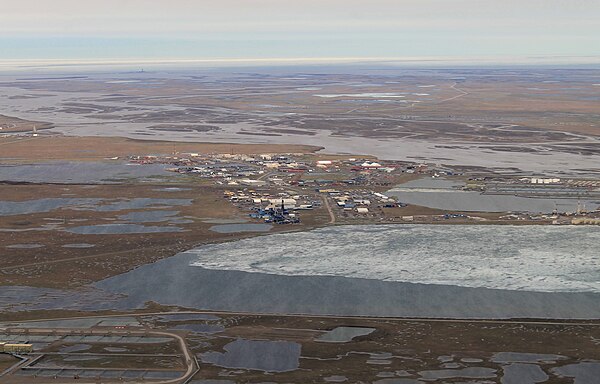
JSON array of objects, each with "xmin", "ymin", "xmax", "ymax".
[
  {"xmin": 116, "ymin": 210, "xmax": 181, "ymax": 223},
  {"xmin": 92, "ymin": 198, "xmax": 192, "ymax": 212},
  {"xmin": 176, "ymin": 311, "xmax": 600, "ymax": 383},
  {"xmin": 0, "ymin": 180, "xmax": 254, "ymax": 290},
  {"xmin": 209, "ymin": 223, "xmax": 272, "ymax": 233},
  {"xmin": 2, "ymin": 69, "xmax": 600, "ymax": 176}
]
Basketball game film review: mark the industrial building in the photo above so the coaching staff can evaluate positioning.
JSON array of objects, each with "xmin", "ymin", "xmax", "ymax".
[
  {"xmin": 0, "ymin": 342, "xmax": 33, "ymax": 354},
  {"xmin": 572, "ymin": 218, "xmax": 600, "ymax": 225}
]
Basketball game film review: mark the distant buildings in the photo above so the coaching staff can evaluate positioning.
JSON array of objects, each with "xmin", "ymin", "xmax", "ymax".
[{"xmin": 530, "ymin": 177, "xmax": 561, "ymax": 184}]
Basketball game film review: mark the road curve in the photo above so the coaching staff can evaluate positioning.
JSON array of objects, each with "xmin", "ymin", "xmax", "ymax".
[{"xmin": 1, "ymin": 327, "xmax": 198, "ymax": 384}]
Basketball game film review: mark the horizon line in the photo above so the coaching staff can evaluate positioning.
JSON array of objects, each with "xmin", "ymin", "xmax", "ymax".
[{"xmin": 2, "ymin": 55, "xmax": 600, "ymax": 71}]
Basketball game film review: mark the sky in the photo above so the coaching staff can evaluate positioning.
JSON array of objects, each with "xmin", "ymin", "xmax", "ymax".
[{"xmin": 1, "ymin": 0, "xmax": 599, "ymax": 63}]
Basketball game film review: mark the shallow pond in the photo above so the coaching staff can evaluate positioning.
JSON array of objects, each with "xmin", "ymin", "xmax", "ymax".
[
  {"xmin": 66, "ymin": 224, "xmax": 184, "ymax": 234},
  {"xmin": 373, "ymin": 379, "xmax": 423, "ymax": 384},
  {"xmin": 492, "ymin": 352, "xmax": 566, "ymax": 363},
  {"xmin": 59, "ymin": 344, "xmax": 91, "ymax": 353},
  {"xmin": 152, "ymin": 313, "xmax": 220, "ymax": 322},
  {"xmin": 62, "ymin": 243, "xmax": 96, "ymax": 248},
  {"xmin": 419, "ymin": 367, "xmax": 497, "ymax": 380},
  {"xmin": 201, "ymin": 339, "xmax": 301, "ymax": 372},
  {"xmin": 388, "ymin": 178, "xmax": 596, "ymax": 213},
  {"xmin": 0, "ymin": 198, "xmax": 101, "ymax": 216},
  {"xmin": 552, "ymin": 362, "xmax": 600, "ymax": 384},
  {"xmin": 104, "ymin": 347, "xmax": 128, "ymax": 353},
  {"xmin": 324, "ymin": 376, "xmax": 348, "ymax": 382},
  {"xmin": 0, "ymin": 162, "xmax": 170, "ymax": 183},
  {"xmin": 502, "ymin": 363, "xmax": 548, "ymax": 384},
  {"xmin": 91, "ymin": 198, "xmax": 192, "ymax": 212},
  {"xmin": 171, "ymin": 324, "xmax": 224, "ymax": 334},
  {"xmin": 6, "ymin": 243, "xmax": 44, "ymax": 249},
  {"xmin": 0, "ymin": 197, "xmax": 192, "ymax": 217},
  {"xmin": 317, "ymin": 327, "xmax": 376, "ymax": 343}
]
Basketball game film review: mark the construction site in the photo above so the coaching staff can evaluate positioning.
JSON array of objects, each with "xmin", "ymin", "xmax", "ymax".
[{"xmin": 0, "ymin": 316, "xmax": 195, "ymax": 383}]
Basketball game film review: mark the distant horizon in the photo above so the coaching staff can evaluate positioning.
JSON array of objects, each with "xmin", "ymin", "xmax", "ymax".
[
  {"xmin": 2, "ymin": 1, "xmax": 599, "ymax": 65},
  {"xmin": 2, "ymin": 55, "xmax": 600, "ymax": 74}
]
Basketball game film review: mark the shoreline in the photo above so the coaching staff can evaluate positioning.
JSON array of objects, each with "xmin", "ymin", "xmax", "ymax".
[
  {"xmin": 3, "ymin": 224, "xmax": 598, "ymax": 320},
  {"xmin": 4, "ymin": 308, "xmax": 600, "ymax": 325}
]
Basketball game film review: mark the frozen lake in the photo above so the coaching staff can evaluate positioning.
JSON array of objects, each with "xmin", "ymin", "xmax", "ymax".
[
  {"xmin": 87, "ymin": 224, "xmax": 600, "ymax": 319},
  {"xmin": 188, "ymin": 224, "xmax": 600, "ymax": 293},
  {"xmin": 3, "ymin": 224, "xmax": 600, "ymax": 319}
]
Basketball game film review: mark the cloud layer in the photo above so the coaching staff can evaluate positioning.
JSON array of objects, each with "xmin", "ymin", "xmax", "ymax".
[{"xmin": 2, "ymin": 0, "xmax": 599, "ymax": 60}]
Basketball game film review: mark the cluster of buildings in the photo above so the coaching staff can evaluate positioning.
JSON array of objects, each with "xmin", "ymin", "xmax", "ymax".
[
  {"xmin": 318, "ymin": 189, "xmax": 403, "ymax": 215},
  {"xmin": 566, "ymin": 179, "xmax": 600, "ymax": 188},
  {"xmin": 496, "ymin": 203, "xmax": 600, "ymax": 224},
  {"xmin": 124, "ymin": 151, "xmax": 433, "ymax": 222},
  {"xmin": 124, "ymin": 151, "xmax": 600, "ymax": 226},
  {"xmin": 225, "ymin": 189, "xmax": 315, "ymax": 224},
  {"xmin": 527, "ymin": 177, "xmax": 562, "ymax": 184},
  {"xmin": 127, "ymin": 152, "xmax": 429, "ymax": 188},
  {"xmin": 465, "ymin": 175, "xmax": 600, "ymax": 204},
  {"xmin": 572, "ymin": 217, "xmax": 600, "ymax": 225}
]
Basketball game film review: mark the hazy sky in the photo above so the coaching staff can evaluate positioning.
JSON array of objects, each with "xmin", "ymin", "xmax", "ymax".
[{"xmin": 1, "ymin": 0, "xmax": 599, "ymax": 61}]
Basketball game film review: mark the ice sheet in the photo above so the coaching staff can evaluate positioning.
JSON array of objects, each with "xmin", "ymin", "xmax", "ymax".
[{"xmin": 188, "ymin": 224, "xmax": 600, "ymax": 293}]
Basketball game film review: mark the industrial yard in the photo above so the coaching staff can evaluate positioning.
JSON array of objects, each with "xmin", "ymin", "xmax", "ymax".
[
  {"xmin": 1, "ymin": 133, "xmax": 599, "ymax": 291},
  {"xmin": 0, "ymin": 314, "xmax": 195, "ymax": 383},
  {"xmin": 121, "ymin": 146, "xmax": 600, "ymax": 226}
]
